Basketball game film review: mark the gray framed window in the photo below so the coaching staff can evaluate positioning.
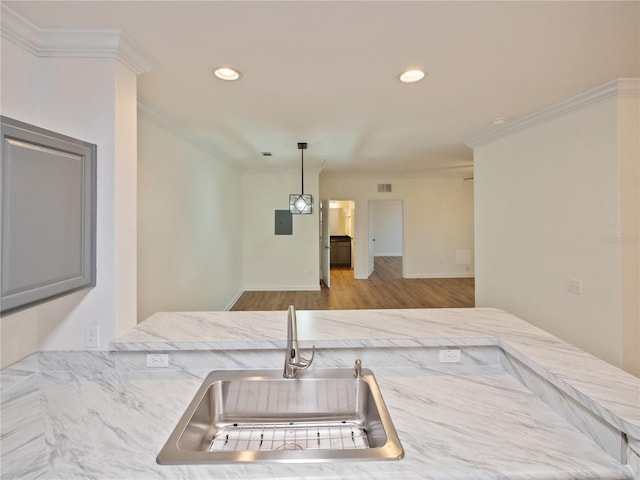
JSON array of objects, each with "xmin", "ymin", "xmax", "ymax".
[{"xmin": 1, "ymin": 116, "xmax": 97, "ymax": 313}]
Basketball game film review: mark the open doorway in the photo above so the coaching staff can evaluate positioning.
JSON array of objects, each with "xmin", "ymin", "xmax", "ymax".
[
  {"xmin": 368, "ymin": 200, "xmax": 403, "ymax": 278},
  {"xmin": 320, "ymin": 200, "xmax": 355, "ymax": 288}
]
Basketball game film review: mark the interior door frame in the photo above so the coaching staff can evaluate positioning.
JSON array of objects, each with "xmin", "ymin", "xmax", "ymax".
[
  {"xmin": 320, "ymin": 199, "xmax": 331, "ymax": 288},
  {"xmin": 367, "ymin": 199, "xmax": 404, "ymax": 278},
  {"xmin": 367, "ymin": 200, "xmax": 374, "ymax": 277}
]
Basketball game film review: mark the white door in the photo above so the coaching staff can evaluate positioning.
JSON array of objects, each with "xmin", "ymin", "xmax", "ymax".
[
  {"xmin": 367, "ymin": 200, "xmax": 375, "ymax": 277},
  {"xmin": 320, "ymin": 199, "xmax": 331, "ymax": 287}
]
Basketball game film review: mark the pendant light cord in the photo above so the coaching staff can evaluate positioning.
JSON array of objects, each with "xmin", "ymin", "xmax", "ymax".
[{"xmin": 301, "ymin": 147, "xmax": 304, "ymax": 195}]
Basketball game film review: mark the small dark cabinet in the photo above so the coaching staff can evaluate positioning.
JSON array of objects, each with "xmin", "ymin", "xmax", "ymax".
[{"xmin": 330, "ymin": 235, "xmax": 351, "ymax": 267}]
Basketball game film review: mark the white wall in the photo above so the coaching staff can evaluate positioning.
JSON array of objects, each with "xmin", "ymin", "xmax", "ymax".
[
  {"xmin": 0, "ymin": 39, "xmax": 139, "ymax": 366},
  {"xmin": 320, "ymin": 177, "xmax": 474, "ymax": 279},
  {"xmin": 329, "ymin": 200, "xmax": 354, "ymax": 237},
  {"xmin": 0, "ymin": 40, "xmax": 38, "ymax": 120},
  {"xmin": 114, "ymin": 61, "xmax": 139, "ymax": 336},
  {"xmin": 137, "ymin": 113, "xmax": 244, "ymax": 321},
  {"xmin": 472, "ymin": 80, "xmax": 639, "ymax": 375},
  {"xmin": 371, "ymin": 200, "xmax": 403, "ymax": 256},
  {"xmin": 243, "ymin": 171, "xmax": 320, "ymax": 290},
  {"xmin": 617, "ymin": 93, "xmax": 639, "ymax": 374}
]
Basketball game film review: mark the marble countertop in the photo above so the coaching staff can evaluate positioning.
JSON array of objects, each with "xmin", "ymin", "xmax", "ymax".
[
  {"xmin": 112, "ymin": 307, "xmax": 640, "ymax": 440},
  {"xmin": 3, "ymin": 308, "xmax": 638, "ymax": 479},
  {"xmin": 4, "ymin": 363, "xmax": 631, "ymax": 480}
]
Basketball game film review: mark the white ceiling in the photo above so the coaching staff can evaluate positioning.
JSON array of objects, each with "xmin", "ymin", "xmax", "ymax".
[{"xmin": 5, "ymin": 1, "xmax": 640, "ymax": 177}]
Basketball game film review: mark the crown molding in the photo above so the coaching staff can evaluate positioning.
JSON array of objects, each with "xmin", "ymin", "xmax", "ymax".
[
  {"xmin": 0, "ymin": 5, "xmax": 155, "ymax": 74},
  {"xmin": 616, "ymin": 78, "xmax": 640, "ymax": 97},
  {"xmin": 0, "ymin": 5, "xmax": 40, "ymax": 54},
  {"xmin": 115, "ymin": 33, "xmax": 155, "ymax": 75},
  {"xmin": 466, "ymin": 78, "xmax": 640, "ymax": 149},
  {"xmin": 137, "ymin": 100, "xmax": 241, "ymax": 170}
]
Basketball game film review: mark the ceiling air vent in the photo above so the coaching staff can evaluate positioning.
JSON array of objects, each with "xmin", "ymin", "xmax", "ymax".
[
  {"xmin": 261, "ymin": 152, "xmax": 272, "ymax": 157},
  {"xmin": 377, "ymin": 183, "xmax": 392, "ymax": 193}
]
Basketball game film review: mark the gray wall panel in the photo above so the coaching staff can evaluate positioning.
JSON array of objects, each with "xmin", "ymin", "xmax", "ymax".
[{"xmin": 1, "ymin": 116, "xmax": 96, "ymax": 313}]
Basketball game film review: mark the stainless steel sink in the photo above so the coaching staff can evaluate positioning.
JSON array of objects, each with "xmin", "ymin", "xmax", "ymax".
[{"xmin": 157, "ymin": 367, "xmax": 404, "ymax": 464}]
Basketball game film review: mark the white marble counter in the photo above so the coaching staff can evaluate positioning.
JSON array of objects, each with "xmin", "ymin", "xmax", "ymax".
[
  {"xmin": 112, "ymin": 308, "xmax": 640, "ymax": 440},
  {"xmin": 2, "ymin": 307, "xmax": 639, "ymax": 479},
  {"xmin": 1, "ymin": 362, "xmax": 633, "ymax": 479}
]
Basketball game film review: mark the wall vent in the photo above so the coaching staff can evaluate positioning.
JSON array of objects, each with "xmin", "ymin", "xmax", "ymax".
[{"xmin": 377, "ymin": 183, "xmax": 392, "ymax": 192}]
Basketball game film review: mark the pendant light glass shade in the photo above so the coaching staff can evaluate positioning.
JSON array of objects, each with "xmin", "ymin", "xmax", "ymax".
[
  {"xmin": 289, "ymin": 194, "xmax": 313, "ymax": 214},
  {"xmin": 289, "ymin": 142, "xmax": 313, "ymax": 214}
]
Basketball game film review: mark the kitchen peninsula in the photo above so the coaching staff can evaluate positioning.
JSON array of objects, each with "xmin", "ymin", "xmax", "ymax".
[{"xmin": 2, "ymin": 308, "xmax": 638, "ymax": 479}]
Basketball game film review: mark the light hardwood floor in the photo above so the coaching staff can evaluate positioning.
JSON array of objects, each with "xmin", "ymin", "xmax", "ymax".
[{"xmin": 230, "ymin": 256, "xmax": 475, "ymax": 311}]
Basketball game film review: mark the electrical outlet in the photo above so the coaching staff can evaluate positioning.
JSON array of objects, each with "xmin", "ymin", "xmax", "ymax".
[
  {"xmin": 439, "ymin": 349, "xmax": 461, "ymax": 363},
  {"xmin": 86, "ymin": 326, "xmax": 99, "ymax": 348},
  {"xmin": 567, "ymin": 278, "xmax": 582, "ymax": 295},
  {"xmin": 146, "ymin": 354, "xmax": 169, "ymax": 368}
]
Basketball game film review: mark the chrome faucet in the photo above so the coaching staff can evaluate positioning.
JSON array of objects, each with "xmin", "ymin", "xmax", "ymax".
[
  {"xmin": 354, "ymin": 358, "xmax": 363, "ymax": 378},
  {"xmin": 283, "ymin": 305, "xmax": 315, "ymax": 378}
]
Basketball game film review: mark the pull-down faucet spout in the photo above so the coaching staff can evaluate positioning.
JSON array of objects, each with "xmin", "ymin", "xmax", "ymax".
[{"xmin": 283, "ymin": 305, "xmax": 315, "ymax": 378}]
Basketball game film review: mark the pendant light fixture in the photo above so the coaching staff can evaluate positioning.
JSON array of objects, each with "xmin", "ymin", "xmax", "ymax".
[{"xmin": 289, "ymin": 142, "xmax": 313, "ymax": 214}]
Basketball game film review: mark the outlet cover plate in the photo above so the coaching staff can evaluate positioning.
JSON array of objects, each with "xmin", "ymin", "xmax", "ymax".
[
  {"xmin": 85, "ymin": 325, "xmax": 99, "ymax": 348},
  {"xmin": 567, "ymin": 278, "xmax": 582, "ymax": 295},
  {"xmin": 146, "ymin": 354, "xmax": 169, "ymax": 368},
  {"xmin": 439, "ymin": 349, "xmax": 461, "ymax": 363}
]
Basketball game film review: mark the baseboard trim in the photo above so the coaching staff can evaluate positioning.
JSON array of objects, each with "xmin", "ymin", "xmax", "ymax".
[
  {"xmin": 402, "ymin": 273, "xmax": 475, "ymax": 279},
  {"xmin": 223, "ymin": 288, "xmax": 245, "ymax": 311},
  {"xmin": 243, "ymin": 285, "xmax": 321, "ymax": 292}
]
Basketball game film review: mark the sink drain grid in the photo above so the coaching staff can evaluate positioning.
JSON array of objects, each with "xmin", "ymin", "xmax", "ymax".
[{"xmin": 209, "ymin": 421, "xmax": 370, "ymax": 452}]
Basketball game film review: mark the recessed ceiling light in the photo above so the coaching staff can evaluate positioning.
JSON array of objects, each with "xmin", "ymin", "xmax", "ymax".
[
  {"xmin": 399, "ymin": 68, "xmax": 425, "ymax": 83},
  {"xmin": 492, "ymin": 117, "xmax": 507, "ymax": 125},
  {"xmin": 213, "ymin": 67, "xmax": 241, "ymax": 81}
]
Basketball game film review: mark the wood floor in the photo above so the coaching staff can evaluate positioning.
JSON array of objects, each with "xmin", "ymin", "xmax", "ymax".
[{"xmin": 230, "ymin": 256, "xmax": 475, "ymax": 311}]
